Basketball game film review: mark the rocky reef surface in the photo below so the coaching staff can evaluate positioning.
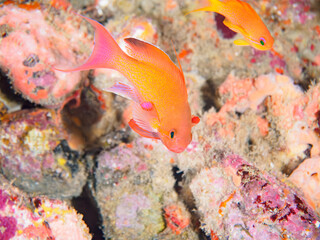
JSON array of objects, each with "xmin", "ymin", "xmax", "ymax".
[{"xmin": 0, "ymin": 0, "xmax": 320, "ymax": 239}]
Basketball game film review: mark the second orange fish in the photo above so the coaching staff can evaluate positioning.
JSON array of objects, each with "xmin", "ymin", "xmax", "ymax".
[{"xmin": 188, "ymin": 0, "xmax": 274, "ymax": 51}]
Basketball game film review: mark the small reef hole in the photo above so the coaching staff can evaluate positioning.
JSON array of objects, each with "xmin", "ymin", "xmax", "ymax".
[
  {"xmin": 200, "ymin": 79, "xmax": 221, "ymax": 112},
  {"xmin": 0, "ymin": 70, "xmax": 37, "ymax": 109}
]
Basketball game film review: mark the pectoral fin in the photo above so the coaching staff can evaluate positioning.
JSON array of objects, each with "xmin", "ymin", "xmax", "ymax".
[
  {"xmin": 129, "ymin": 119, "xmax": 160, "ymax": 139},
  {"xmin": 105, "ymin": 82, "xmax": 142, "ymax": 103},
  {"xmin": 233, "ymin": 39, "xmax": 250, "ymax": 46},
  {"xmin": 130, "ymin": 102, "xmax": 160, "ymax": 134}
]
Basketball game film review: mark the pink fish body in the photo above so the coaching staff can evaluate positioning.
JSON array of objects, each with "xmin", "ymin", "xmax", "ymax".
[{"xmin": 55, "ymin": 15, "xmax": 199, "ymax": 153}]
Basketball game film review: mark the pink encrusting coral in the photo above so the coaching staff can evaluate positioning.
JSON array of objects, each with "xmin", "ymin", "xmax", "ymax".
[
  {"xmin": 0, "ymin": 176, "xmax": 91, "ymax": 240},
  {"xmin": 190, "ymin": 154, "xmax": 320, "ymax": 239},
  {"xmin": 207, "ymin": 73, "xmax": 320, "ymax": 158},
  {"xmin": 0, "ymin": 216, "xmax": 17, "ymax": 240},
  {"xmin": 0, "ymin": 4, "xmax": 91, "ymax": 106},
  {"xmin": 289, "ymin": 156, "xmax": 320, "ymax": 213}
]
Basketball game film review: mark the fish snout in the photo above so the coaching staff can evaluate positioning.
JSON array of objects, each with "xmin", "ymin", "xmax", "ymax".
[{"xmin": 165, "ymin": 135, "xmax": 192, "ymax": 153}]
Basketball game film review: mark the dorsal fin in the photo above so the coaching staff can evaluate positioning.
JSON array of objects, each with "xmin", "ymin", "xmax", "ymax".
[
  {"xmin": 123, "ymin": 38, "xmax": 174, "ymax": 68},
  {"xmin": 170, "ymin": 40, "xmax": 185, "ymax": 85},
  {"xmin": 123, "ymin": 37, "xmax": 185, "ymax": 88}
]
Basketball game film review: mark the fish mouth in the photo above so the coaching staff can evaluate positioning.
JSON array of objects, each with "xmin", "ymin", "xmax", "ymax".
[
  {"xmin": 172, "ymin": 147, "xmax": 185, "ymax": 153},
  {"xmin": 169, "ymin": 141, "xmax": 189, "ymax": 153}
]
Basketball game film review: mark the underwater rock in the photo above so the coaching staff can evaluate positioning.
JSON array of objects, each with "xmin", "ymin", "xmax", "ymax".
[
  {"xmin": 190, "ymin": 154, "xmax": 320, "ymax": 239},
  {"xmin": 0, "ymin": 100, "xmax": 7, "ymax": 117},
  {"xmin": 94, "ymin": 138, "xmax": 198, "ymax": 239},
  {"xmin": 0, "ymin": 72, "xmax": 22, "ymax": 114},
  {"xmin": 0, "ymin": 3, "xmax": 91, "ymax": 107},
  {"xmin": 289, "ymin": 156, "xmax": 320, "ymax": 214},
  {"xmin": 0, "ymin": 176, "xmax": 91, "ymax": 240},
  {"xmin": 0, "ymin": 109, "xmax": 87, "ymax": 199}
]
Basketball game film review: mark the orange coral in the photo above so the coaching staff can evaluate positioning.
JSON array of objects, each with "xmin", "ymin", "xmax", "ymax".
[{"xmin": 164, "ymin": 204, "xmax": 190, "ymax": 234}]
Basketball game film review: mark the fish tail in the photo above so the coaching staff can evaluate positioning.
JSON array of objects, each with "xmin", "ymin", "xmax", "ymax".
[
  {"xmin": 54, "ymin": 15, "xmax": 123, "ymax": 72},
  {"xmin": 185, "ymin": 0, "xmax": 223, "ymax": 15}
]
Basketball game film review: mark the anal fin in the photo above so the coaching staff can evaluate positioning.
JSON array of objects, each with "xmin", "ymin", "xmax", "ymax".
[{"xmin": 233, "ymin": 39, "xmax": 250, "ymax": 46}]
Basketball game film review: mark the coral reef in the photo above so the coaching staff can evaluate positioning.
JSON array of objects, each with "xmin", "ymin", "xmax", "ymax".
[
  {"xmin": 0, "ymin": 108, "xmax": 88, "ymax": 198},
  {"xmin": 0, "ymin": 0, "xmax": 320, "ymax": 239}
]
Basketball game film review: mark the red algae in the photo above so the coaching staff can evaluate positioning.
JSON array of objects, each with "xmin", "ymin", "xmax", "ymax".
[{"xmin": 164, "ymin": 204, "xmax": 190, "ymax": 234}]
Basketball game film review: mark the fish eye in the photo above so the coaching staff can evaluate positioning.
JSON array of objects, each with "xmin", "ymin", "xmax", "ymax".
[
  {"xmin": 259, "ymin": 37, "xmax": 266, "ymax": 46},
  {"xmin": 170, "ymin": 131, "xmax": 175, "ymax": 139}
]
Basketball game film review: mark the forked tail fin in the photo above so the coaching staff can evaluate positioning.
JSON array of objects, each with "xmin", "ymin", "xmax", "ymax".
[{"xmin": 54, "ymin": 15, "xmax": 123, "ymax": 72}]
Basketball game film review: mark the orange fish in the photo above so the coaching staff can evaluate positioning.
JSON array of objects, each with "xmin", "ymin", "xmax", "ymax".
[
  {"xmin": 55, "ymin": 15, "xmax": 200, "ymax": 153},
  {"xmin": 188, "ymin": 0, "xmax": 274, "ymax": 51}
]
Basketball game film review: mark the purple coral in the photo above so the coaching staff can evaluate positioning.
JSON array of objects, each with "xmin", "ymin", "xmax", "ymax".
[
  {"xmin": 214, "ymin": 13, "xmax": 237, "ymax": 39},
  {"xmin": 0, "ymin": 216, "xmax": 17, "ymax": 240},
  {"xmin": 0, "ymin": 190, "xmax": 8, "ymax": 211},
  {"xmin": 224, "ymin": 155, "xmax": 320, "ymax": 239},
  {"xmin": 191, "ymin": 154, "xmax": 320, "ymax": 239}
]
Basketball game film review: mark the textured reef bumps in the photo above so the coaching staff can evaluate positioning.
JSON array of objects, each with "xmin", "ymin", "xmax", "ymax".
[
  {"xmin": 94, "ymin": 138, "xmax": 198, "ymax": 239},
  {"xmin": 0, "ymin": 109, "xmax": 87, "ymax": 198},
  {"xmin": 206, "ymin": 73, "xmax": 320, "ymax": 173}
]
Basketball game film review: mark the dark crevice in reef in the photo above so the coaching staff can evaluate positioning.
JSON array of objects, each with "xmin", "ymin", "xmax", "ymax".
[
  {"xmin": 72, "ymin": 183, "xmax": 105, "ymax": 240},
  {"xmin": 281, "ymin": 144, "xmax": 312, "ymax": 176},
  {"xmin": 201, "ymin": 79, "xmax": 222, "ymax": 112},
  {"xmin": 310, "ymin": 0, "xmax": 320, "ymax": 15},
  {"xmin": 172, "ymin": 166, "xmax": 210, "ymax": 240},
  {"xmin": 172, "ymin": 166, "xmax": 183, "ymax": 193},
  {"xmin": 0, "ymin": 70, "xmax": 38, "ymax": 110},
  {"xmin": 295, "ymin": 66, "xmax": 315, "ymax": 92}
]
